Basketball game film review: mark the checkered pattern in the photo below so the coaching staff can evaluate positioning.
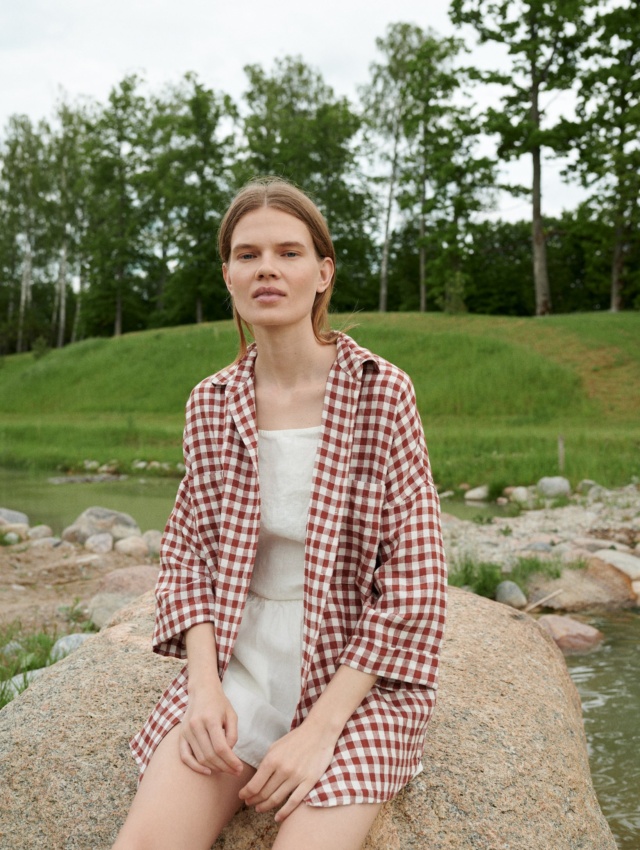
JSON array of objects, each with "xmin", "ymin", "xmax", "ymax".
[{"xmin": 130, "ymin": 333, "xmax": 447, "ymax": 806}]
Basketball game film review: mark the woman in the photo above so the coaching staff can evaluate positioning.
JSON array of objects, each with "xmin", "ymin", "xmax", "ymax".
[{"xmin": 113, "ymin": 178, "xmax": 446, "ymax": 850}]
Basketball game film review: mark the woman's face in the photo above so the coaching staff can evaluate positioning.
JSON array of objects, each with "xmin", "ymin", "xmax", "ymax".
[{"xmin": 222, "ymin": 207, "xmax": 333, "ymax": 334}]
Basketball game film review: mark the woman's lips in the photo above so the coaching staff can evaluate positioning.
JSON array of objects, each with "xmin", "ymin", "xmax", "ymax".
[{"xmin": 253, "ymin": 287, "xmax": 285, "ymax": 303}]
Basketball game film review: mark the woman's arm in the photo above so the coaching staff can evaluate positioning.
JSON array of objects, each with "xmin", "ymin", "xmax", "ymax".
[
  {"xmin": 239, "ymin": 665, "xmax": 377, "ymax": 821},
  {"xmin": 179, "ymin": 623, "xmax": 244, "ymax": 777}
]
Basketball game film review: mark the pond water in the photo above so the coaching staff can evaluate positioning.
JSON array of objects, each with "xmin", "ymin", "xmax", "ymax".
[
  {"xmin": 0, "ymin": 469, "xmax": 638, "ymax": 846},
  {"xmin": 565, "ymin": 610, "xmax": 640, "ymax": 850}
]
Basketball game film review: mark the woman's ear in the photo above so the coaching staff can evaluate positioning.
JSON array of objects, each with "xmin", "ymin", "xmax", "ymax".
[
  {"xmin": 317, "ymin": 257, "xmax": 334, "ymax": 293},
  {"xmin": 222, "ymin": 263, "xmax": 232, "ymax": 294}
]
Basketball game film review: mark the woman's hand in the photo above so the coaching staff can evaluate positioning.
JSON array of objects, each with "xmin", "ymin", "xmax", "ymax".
[
  {"xmin": 238, "ymin": 720, "xmax": 338, "ymax": 822},
  {"xmin": 179, "ymin": 678, "xmax": 244, "ymax": 777}
]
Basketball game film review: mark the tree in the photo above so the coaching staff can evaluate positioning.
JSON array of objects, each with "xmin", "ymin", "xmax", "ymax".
[
  {"xmin": 241, "ymin": 57, "xmax": 377, "ymax": 311},
  {"xmin": 388, "ymin": 27, "xmax": 495, "ymax": 312},
  {"xmin": 450, "ymin": 0, "xmax": 591, "ymax": 315},
  {"xmin": 0, "ymin": 115, "xmax": 50, "ymax": 352},
  {"xmin": 82, "ymin": 75, "xmax": 151, "ymax": 337},
  {"xmin": 145, "ymin": 74, "xmax": 237, "ymax": 326},
  {"xmin": 359, "ymin": 23, "xmax": 426, "ymax": 311},
  {"xmin": 565, "ymin": 0, "xmax": 640, "ymax": 310}
]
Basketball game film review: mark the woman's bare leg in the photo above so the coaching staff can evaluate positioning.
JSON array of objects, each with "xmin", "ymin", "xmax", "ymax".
[
  {"xmin": 272, "ymin": 801, "xmax": 382, "ymax": 850},
  {"xmin": 112, "ymin": 724, "xmax": 255, "ymax": 850}
]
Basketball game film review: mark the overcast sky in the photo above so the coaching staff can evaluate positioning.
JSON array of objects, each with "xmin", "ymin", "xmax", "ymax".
[{"xmin": 0, "ymin": 0, "xmax": 586, "ymax": 220}]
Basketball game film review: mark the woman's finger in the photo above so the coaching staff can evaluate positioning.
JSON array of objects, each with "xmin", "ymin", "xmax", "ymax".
[{"xmin": 178, "ymin": 734, "xmax": 211, "ymax": 776}]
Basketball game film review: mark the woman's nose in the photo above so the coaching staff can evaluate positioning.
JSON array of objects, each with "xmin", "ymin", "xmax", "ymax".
[{"xmin": 256, "ymin": 257, "xmax": 279, "ymax": 278}]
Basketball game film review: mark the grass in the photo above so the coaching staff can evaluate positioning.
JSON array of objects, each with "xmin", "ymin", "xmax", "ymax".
[
  {"xmin": 448, "ymin": 554, "xmax": 570, "ymax": 599},
  {"xmin": 0, "ymin": 623, "xmax": 57, "ymax": 709},
  {"xmin": 0, "ymin": 312, "xmax": 639, "ymax": 489}
]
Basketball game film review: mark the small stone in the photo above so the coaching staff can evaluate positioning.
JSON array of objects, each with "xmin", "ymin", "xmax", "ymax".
[
  {"xmin": 6, "ymin": 667, "xmax": 47, "ymax": 697},
  {"xmin": 115, "ymin": 536, "xmax": 149, "ymax": 558},
  {"xmin": 0, "ymin": 507, "xmax": 29, "ymax": 526},
  {"xmin": 521, "ymin": 541, "xmax": 553, "ymax": 553},
  {"xmin": 62, "ymin": 506, "xmax": 140, "ymax": 545},
  {"xmin": 495, "ymin": 581, "xmax": 527, "ymax": 609},
  {"xmin": 510, "ymin": 486, "xmax": 531, "ymax": 505},
  {"xmin": 85, "ymin": 533, "xmax": 113, "ymax": 554},
  {"xmin": 50, "ymin": 634, "xmax": 92, "ymax": 662},
  {"xmin": 536, "ymin": 477, "xmax": 571, "ymax": 499},
  {"xmin": 537, "ymin": 614, "xmax": 604, "ymax": 653},
  {"xmin": 3, "ymin": 532, "xmax": 21, "ymax": 545},
  {"xmin": 496, "ymin": 496, "xmax": 509, "ymax": 506},
  {"xmin": 577, "ymin": 479, "xmax": 598, "ymax": 495},
  {"xmin": 592, "ymin": 549, "xmax": 640, "ymax": 580},
  {"xmin": 10, "ymin": 584, "xmax": 26, "ymax": 592},
  {"xmin": 464, "ymin": 484, "xmax": 490, "ymax": 502},
  {"xmin": 142, "ymin": 529, "xmax": 162, "ymax": 557},
  {"xmin": 438, "ymin": 490, "xmax": 454, "ymax": 500},
  {"xmin": 1, "ymin": 640, "xmax": 24, "ymax": 657},
  {"xmin": 29, "ymin": 537, "xmax": 61, "ymax": 548},
  {"xmin": 27, "ymin": 524, "xmax": 53, "ymax": 540}
]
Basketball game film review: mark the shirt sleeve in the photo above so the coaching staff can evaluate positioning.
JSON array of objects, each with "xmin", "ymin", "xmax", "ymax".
[
  {"xmin": 152, "ymin": 393, "xmax": 218, "ymax": 660},
  {"xmin": 337, "ymin": 376, "xmax": 447, "ymax": 688}
]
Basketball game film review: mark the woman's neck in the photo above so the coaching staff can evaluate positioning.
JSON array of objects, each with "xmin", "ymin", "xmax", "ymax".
[{"xmin": 252, "ymin": 325, "xmax": 337, "ymax": 390}]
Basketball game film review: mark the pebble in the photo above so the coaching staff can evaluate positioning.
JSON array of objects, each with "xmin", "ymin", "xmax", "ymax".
[{"xmin": 495, "ymin": 581, "xmax": 527, "ymax": 609}]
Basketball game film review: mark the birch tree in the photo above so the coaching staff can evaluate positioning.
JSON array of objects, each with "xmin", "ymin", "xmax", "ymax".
[
  {"xmin": 566, "ymin": 0, "xmax": 640, "ymax": 311},
  {"xmin": 450, "ymin": 0, "xmax": 591, "ymax": 315}
]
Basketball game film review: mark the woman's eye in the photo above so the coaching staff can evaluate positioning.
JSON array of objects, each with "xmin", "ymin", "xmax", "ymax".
[
  {"xmin": 283, "ymin": 251, "xmax": 298, "ymax": 258},
  {"xmin": 238, "ymin": 253, "xmax": 254, "ymax": 260}
]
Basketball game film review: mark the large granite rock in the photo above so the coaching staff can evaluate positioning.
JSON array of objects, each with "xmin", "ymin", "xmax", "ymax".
[{"xmin": 0, "ymin": 589, "xmax": 615, "ymax": 850}]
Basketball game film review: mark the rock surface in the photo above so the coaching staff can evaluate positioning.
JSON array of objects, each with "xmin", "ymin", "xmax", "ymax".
[
  {"xmin": 62, "ymin": 506, "xmax": 141, "ymax": 545},
  {"xmin": 537, "ymin": 476, "xmax": 571, "ymax": 498},
  {"xmin": 0, "ymin": 589, "xmax": 615, "ymax": 850},
  {"xmin": 537, "ymin": 615, "xmax": 604, "ymax": 653}
]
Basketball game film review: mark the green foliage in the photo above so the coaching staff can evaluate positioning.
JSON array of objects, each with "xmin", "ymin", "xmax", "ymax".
[
  {"xmin": 448, "ymin": 555, "xmax": 503, "ymax": 598},
  {"xmin": 0, "ymin": 622, "xmax": 58, "ymax": 709},
  {"xmin": 509, "ymin": 556, "xmax": 563, "ymax": 588}
]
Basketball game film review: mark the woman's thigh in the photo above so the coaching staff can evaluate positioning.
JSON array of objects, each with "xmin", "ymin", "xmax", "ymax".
[
  {"xmin": 272, "ymin": 801, "xmax": 382, "ymax": 850},
  {"xmin": 112, "ymin": 724, "xmax": 255, "ymax": 850}
]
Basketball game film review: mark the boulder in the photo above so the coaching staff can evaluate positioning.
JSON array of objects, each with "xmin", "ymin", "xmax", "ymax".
[
  {"xmin": 592, "ymin": 549, "xmax": 640, "ymax": 581},
  {"xmin": 88, "ymin": 565, "xmax": 158, "ymax": 628},
  {"xmin": 115, "ymin": 536, "xmax": 149, "ymax": 559},
  {"xmin": 495, "ymin": 580, "xmax": 527, "ymax": 609},
  {"xmin": 0, "ymin": 589, "xmax": 615, "ymax": 849},
  {"xmin": 142, "ymin": 529, "xmax": 163, "ymax": 557},
  {"xmin": 27, "ymin": 524, "xmax": 53, "ymax": 540},
  {"xmin": 537, "ymin": 476, "xmax": 571, "ymax": 499},
  {"xmin": 527, "ymin": 558, "xmax": 637, "ymax": 611},
  {"xmin": 85, "ymin": 532, "xmax": 114, "ymax": 554},
  {"xmin": 0, "ymin": 508, "xmax": 29, "ymax": 526},
  {"xmin": 62, "ymin": 507, "xmax": 141, "ymax": 545},
  {"xmin": 509, "ymin": 485, "xmax": 531, "ymax": 505},
  {"xmin": 537, "ymin": 615, "xmax": 604, "ymax": 653},
  {"xmin": 464, "ymin": 484, "xmax": 489, "ymax": 501}
]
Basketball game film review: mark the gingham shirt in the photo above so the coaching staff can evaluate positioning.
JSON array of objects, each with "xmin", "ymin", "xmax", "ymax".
[{"xmin": 130, "ymin": 333, "xmax": 447, "ymax": 806}]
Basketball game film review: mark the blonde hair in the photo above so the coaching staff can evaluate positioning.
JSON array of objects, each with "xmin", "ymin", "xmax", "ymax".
[{"xmin": 218, "ymin": 177, "xmax": 339, "ymax": 359}]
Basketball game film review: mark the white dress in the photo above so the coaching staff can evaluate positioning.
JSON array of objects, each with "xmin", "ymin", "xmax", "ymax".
[{"xmin": 221, "ymin": 426, "xmax": 321, "ymax": 769}]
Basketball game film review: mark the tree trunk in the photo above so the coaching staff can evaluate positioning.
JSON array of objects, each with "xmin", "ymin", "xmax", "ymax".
[
  {"xmin": 531, "ymin": 147, "xmax": 551, "ymax": 316},
  {"xmin": 610, "ymin": 220, "xmax": 625, "ymax": 312},
  {"xmin": 17, "ymin": 240, "xmax": 33, "ymax": 354},
  {"xmin": 419, "ymin": 171, "xmax": 427, "ymax": 313},
  {"xmin": 56, "ymin": 242, "xmax": 68, "ymax": 348},
  {"xmin": 196, "ymin": 295, "xmax": 204, "ymax": 325},
  {"xmin": 379, "ymin": 122, "xmax": 401, "ymax": 313},
  {"xmin": 114, "ymin": 286, "xmax": 123, "ymax": 337},
  {"xmin": 71, "ymin": 272, "xmax": 84, "ymax": 344}
]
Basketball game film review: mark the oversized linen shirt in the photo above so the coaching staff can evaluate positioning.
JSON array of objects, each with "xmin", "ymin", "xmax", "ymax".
[{"xmin": 130, "ymin": 333, "xmax": 447, "ymax": 806}]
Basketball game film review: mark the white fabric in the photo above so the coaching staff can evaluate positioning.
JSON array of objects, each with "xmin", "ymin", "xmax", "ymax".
[{"xmin": 222, "ymin": 426, "xmax": 321, "ymax": 768}]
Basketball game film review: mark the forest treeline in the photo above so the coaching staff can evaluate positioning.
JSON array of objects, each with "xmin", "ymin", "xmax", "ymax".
[{"xmin": 1, "ymin": 0, "xmax": 638, "ymax": 354}]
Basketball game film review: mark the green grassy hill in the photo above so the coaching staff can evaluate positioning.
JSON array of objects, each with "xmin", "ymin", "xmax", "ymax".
[{"xmin": 1, "ymin": 312, "xmax": 638, "ymax": 490}]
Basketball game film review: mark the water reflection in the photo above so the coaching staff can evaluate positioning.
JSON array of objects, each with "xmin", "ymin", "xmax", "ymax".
[{"xmin": 565, "ymin": 610, "xmax": 640, "ymax": 849}]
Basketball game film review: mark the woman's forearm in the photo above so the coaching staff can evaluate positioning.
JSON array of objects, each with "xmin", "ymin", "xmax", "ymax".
[
  {"xmin": 184, "ymin": 622, "xmax": 221, "ymax": 689},
  {"xmin": 302, "ymin": 665, "xmax": 377, "ymax": 739}
]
